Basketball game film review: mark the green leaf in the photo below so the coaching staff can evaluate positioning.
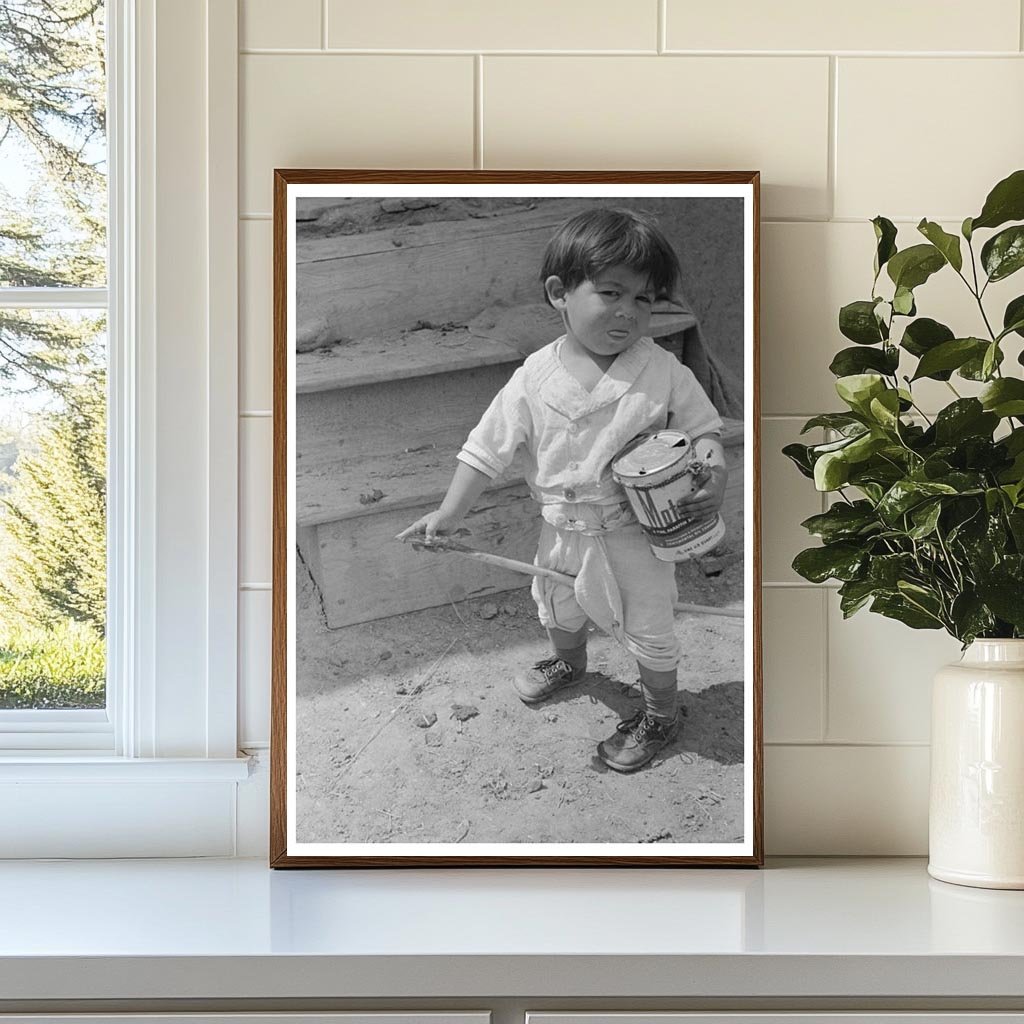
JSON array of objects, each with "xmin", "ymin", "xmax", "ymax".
[
  {"xmin": 900, "ymin": 317, "xmax": 955, "ymax": 360},
  {"xmin": 829, "ymin": 345, "xmax": 899, "ymax": 378},
  {"xmin": 971, "ymin": 168, "xmax": 1024, "ymax": 232},
  {"xmin": 911, "ymin": 337, "xmax": 988, "ymax": 380},
  {"xmin": 981, "ymin": 225, "xmax": 1024, "ymax": 283},
  {"xmin": 892, "ymin": 286, "xmax": 916, "ymax": 316},
  {"xmin": 917, "ymin": 219, "xmax": 963, "ymax": 272},
  {"xmin": 835, "ymin": 373, "xmax": 887, "ymax": 414},
  {"xmin": 877, "ymin": 479, "xmax": 958, "ymax": 524},
  {"xmin": 962, "ymin": 216, "xmax": 974, "ymax": 241},
  {"xmin": 982, "ymin": 341, "xmax": 1000, "ymax": 381},
  {"xmin": 950, "ymin": 592, "xmax": 995, "ymax": 644},
  {"xmin": 887, "ymin": 243, "xmax": 946, "ymax": 291},
  {"xmin": 800, "ymin": 501, "xmax": 879, "ymax": 543},
  {"xmin": 800, "ymin": 413, "xmax": 865, "ymax": 434},
  {"xmin": 838, "ymin": 579, "xmax": 879, "ymax": 618},
  {"xmin": 868, "ymin": 552, "xmax": 915, "ymax": 587},
  {"xmin": 814, "ymin": 450, "xmax": 851, "ymax": 491},
  {"xmin": 1003, "ymin": 295, "xmax": 1024, "ymax": 340},
  {"xmin": 868, "ymin": 389, "xmax": 902, "ymax": 431},
  {"xmin": 872, "ymin": 216, "xmax": 898, "ymax": 277},
  {"xmin": 933, "ymin": 399, "xmax": 999, "ymax": 445},
  {"xmin": 871, "ymin": 594, "xmax": 943, "ymax": 630},
  {"xmin": 959, "ymin": 344, "xmax": 1004, "ymax": 381},
  {"xmin": 908, "ymin": 500, "xmax": 943, "ymax": 539},
  {"xmin": 976, "ymin": 577, "xmax": 1024, "ymax": 629},
  {"xmin": 839, "ymin": 300, "xmax": 886, "ymax": 345},
  {"xmin": 792, "ymin": 542, "xmax": 866, "ymax": 583},
  {"xmin": 980, "ymin": 378, "xmax": 1024, "ymax": 418},
  {"xmin": 782, "ymin": 442, "xmax": 815, "ymax": 479}
]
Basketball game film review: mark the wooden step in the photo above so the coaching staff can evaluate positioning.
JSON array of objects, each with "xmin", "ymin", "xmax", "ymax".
[
  {"xmin": 295, "ymin": 326, "xmax": 522, "ymax": 393},
  {"xmin": 303, "ymin": 443, "xmax": 746, "ymax": 630},
  {"xmin": 312, "ymin": 481, "xmax": 539, "ymax": 629}
]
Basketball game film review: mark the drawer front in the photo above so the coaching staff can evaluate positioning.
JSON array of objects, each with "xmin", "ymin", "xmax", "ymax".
[
  {"xmin": 528, "ymin": 1016, "xmax": 1024, "ymax": 1024},
  {"xmin": 0, "ymin": 1015, "xmax": 490, "ymax": 1024}
]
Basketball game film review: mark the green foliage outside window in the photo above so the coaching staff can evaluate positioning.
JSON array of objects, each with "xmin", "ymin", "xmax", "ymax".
[{"xmin": 0, "ymin": 1, "xmax": 107, "ymax": 708}]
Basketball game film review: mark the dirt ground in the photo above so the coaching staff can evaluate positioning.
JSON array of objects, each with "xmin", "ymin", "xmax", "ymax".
[{"xmin": 294, "ymin": 514, "xmax": 747, "ymax": 848}]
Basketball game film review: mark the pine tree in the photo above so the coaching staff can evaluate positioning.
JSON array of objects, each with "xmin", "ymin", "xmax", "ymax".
[
  {"xmin": 0, "ymin": 373, "xmax": 105, "ymax": 632},
  {"xmin": 0, "ymin": 0, "xmax": 106, "ymax": 395}
]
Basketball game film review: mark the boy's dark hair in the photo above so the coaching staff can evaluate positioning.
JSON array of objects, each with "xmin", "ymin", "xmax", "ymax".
[{"xmin": 539, "ymin": 207, "xmax": 681, "ymax": 305}]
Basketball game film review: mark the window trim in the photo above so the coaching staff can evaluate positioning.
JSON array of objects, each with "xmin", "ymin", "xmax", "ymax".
[{"xmin": 0, "ymin": 0, "xmax": 245, "ymax": 857}]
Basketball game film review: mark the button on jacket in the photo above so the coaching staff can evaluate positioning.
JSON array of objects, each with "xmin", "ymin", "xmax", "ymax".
[{"xmin": 457, "ymin": 336, "xmax": 724, "ymax": 506}]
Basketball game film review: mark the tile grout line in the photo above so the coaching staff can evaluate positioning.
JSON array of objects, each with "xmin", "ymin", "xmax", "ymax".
[
  {"xmin": 474, "ymin": 55, "xmax": 484, "ymax": 169},
  {"xmin": 827, "ymin": 55, "xmax": 838, "ymax": 221},
  {"xmin": 321, "ymin": 0, "xmax": 328, "ymax": 50},
  {"xmin": 1021, "ymin": 0, "xmax": 1024, "ymax": 52},
  {"xmin": 820, "ymin": 587, "xmax": 831, "ymax": 743},
  {"xmin": 765, "ymin": 740, "xmax": 931, "ymax": 748},
  {"xmin": 237, "ymin": 47, "xmax": 1024, "ymax": 57},
  {"xmin": 657, "ymin": 0, "xmax": 666, "ymax": 54}
]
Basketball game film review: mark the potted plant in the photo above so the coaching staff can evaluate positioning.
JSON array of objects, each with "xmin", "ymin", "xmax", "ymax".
[{"xmin": 784, "ymin": 169, "xmax": 1024, "ymax": 889}]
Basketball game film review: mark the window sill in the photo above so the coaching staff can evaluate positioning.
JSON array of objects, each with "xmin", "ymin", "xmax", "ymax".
[{"xmin": 0, "ymin": 754, "xmax": 252, "ymax": 782}]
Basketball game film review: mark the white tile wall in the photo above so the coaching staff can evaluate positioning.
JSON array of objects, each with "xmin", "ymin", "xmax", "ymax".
[
  {"xmin": 240, "ymin": 219, "xmax": 272, "ymax": 412},
  {"xmin": 826, "ymin": 601, "xmax": 962, "ymax": 744},
  {"xmin": 763, "ymin": 589, "xmax": 825, "ymax": 743},
  {"xmin": 665, "ymin": 0, "xmax": 1021, "ymax": 53},
  {"xmin": 326, "ymin": 0, "xmax": 659, "ymax": 51},
  {"xmin": 239, "ymin": 590, "xmax": 272, "ymax": 747},
  {"xmin": 835, "ymin": 58, "xmax": 1024, "ymax": 220},
  {"xmin": 761, "ymin": 419, "xmax": 824, "ymax": 583},
  {"xmin": 240, "ymin": 55, "xmax": 475, "ymax": 213},
  {"xmin": 241, "ymin": 0, "xmax": 321, "ymax": 50},
  {"xmin": 482, "ymin": 56, "xmax": 831, "ymax": 220},
  {"xmin": 239, "ymin": 417, "xmax": 272, "ymax": 587},
  {"xmin": 236, "ymin": 3, "xmax": 1024, "ymax": 854}
]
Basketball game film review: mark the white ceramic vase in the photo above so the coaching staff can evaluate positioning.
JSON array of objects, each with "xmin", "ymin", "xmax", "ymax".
[{"xmin": 929, "ymin": 639, "xmax": 1024, "ymax": 889}]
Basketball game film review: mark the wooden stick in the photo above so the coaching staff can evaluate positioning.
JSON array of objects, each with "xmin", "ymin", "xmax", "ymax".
[
  {"xmin": 409, "ymin": 536, "xmax": 576, "ymax": 586},
  {"xmin": 674, "ymin": 602, "xmax": 744, "ymax": 620},
  {"xmin": 406, "ymin": 537, "xmax": 743, "ymax": 621}
]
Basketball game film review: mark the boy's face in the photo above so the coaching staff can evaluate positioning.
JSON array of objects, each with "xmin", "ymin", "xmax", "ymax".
[{"xmin": 546, "ymin": 263, "xmax": 655, "ymax": 361}]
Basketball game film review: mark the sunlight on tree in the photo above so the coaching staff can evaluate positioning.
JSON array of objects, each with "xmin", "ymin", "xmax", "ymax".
[{"xmin": 0, "ymin": 1, "xmax": 107, "ymax": 709}]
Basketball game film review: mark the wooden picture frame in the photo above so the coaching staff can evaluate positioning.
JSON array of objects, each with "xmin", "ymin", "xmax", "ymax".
[{"xmin": 271, "ymin": 170, "xmax": 762, "ymax": 867}]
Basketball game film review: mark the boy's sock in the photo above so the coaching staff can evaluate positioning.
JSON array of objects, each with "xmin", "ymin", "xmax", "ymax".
[
  {"xmin": 547, "ymin": 627, "xmax": 587, "ymax": 673},
  {"xmin": 637, "ymin": 664, "xmax": 678, "ymax": 722}
]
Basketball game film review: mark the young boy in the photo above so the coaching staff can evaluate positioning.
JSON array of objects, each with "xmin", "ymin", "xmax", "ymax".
[{"xmin": 398, "ymin": 207, "xmax": 727, "ymax": 772}]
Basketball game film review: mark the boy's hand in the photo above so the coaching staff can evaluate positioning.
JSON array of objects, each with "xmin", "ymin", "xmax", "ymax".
[
  {"xmin": 678, "ymin": 464, "xmax": 728, "ymax": 520},
  {"xmin": 396, "ymin": 509, "xmax": 461, "ymax": 544}
]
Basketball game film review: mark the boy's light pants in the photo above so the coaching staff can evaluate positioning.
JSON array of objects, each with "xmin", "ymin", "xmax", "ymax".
[{"xmin": 530, "ymin": 504, "xmax": 680, "ymax": 673}]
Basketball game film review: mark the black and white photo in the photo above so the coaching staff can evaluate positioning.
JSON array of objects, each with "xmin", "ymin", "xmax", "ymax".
[{"xmin": 271, "ymin": 171, "xmax": 762, "ymax": 867}]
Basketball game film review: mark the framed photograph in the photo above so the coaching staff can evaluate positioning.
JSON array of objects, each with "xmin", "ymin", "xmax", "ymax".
[{"xmin": 271, "ymin": 171, "xmax": 762, "ymax": 867}]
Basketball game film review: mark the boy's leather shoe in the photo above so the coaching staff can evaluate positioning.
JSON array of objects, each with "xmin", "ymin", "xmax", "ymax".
[
  {"xmin": 512, "ymin": 656, "xmax": 585, "ymax": 704},
  {"xmin": 597, "ymin": 710, "xmax": 678, "ymax": 772}
]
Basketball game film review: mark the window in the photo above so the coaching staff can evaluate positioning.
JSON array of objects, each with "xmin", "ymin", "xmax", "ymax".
[
  {"xmin": 0, "ymin": 1, "xmax": 111, "ymax": 748},
  {"xmin": 0, "ymin": 0, "xmax": 244, "ymax": 864}
]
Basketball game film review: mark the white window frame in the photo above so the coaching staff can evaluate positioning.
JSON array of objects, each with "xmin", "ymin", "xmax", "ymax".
[{"xmin": 0, "ymin": 0, "xmax": 248, "ymax": 857}]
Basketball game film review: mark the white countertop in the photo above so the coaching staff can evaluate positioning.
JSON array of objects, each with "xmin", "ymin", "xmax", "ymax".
[{"xmin": 2, "ymin": 857, "xmax": 1024, "ymax": 1001}]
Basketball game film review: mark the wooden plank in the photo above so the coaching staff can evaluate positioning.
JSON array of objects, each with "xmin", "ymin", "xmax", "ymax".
[
  {"xmin": 315, "ymin": 482, "xmax": 540, "ymax": 628},
  {"xmin": 295, "ymin": 203, "xmax": 596, "ymax": 346},
  {"xmin": 297, "ymin": 431, "xmax": 525, "ymax": 529},
  {"xmin": 296, "ymin": 368, "xmax": 522, "ymax": 526},
  {"xmin": 296, "ymin": 198, "xmax": 586, "ymax": 264},
  {"xmin": 296, "ymin": 326, "xmax": 521, "ymax": 393}
]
